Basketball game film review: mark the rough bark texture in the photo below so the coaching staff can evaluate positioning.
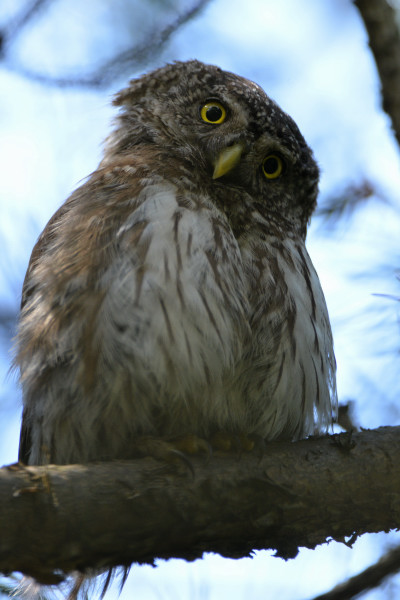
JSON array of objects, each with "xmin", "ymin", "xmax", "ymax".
[
  {"xmin": 355, "ymin": 0, "xmax": 400, "ymax": 146},
  {"xmin": 0, "ymin": 427, "xmax": 400, "ymax": 585}
]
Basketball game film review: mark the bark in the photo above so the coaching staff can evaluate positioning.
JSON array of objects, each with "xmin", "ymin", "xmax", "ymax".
[
  {"xmin": 354, "ymin": 0, "xmax": 400, "ymax": 147},
  {"xmin": 0, "ymin": 426, "xmax": 400, "ymax": 585}
]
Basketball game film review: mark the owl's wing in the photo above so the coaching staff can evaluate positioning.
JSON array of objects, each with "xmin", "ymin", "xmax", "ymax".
[
  {"xmin": 20, "ymin": 203, "xmax": 68, "ymax": 310},
  {"xmin": 17, "ymin": 223, "xmax": 52, "ymax": 464},
  {"xmin": 16, "ymin": 202, "xmax": 74, "ymax": 465}
]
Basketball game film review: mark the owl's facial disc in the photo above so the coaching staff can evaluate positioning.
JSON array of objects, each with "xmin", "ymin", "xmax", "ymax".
[{"xmin": 212, "ymin": 142, "xmax": 244, "ymax": 179}]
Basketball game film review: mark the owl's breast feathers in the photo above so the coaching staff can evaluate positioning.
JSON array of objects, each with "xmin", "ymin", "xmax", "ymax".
[{"xmin": 16, "ymin": 157, "xmax": 336, "ymax": 464}]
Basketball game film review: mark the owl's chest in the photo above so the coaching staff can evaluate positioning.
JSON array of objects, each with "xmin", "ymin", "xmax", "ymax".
[
  {"xmin": 108, "ymin": 186, "xmax": 311, "ymax": 362},
  {"xmin": 99, "ymin": 185, "xmax": 251, "ymax": 393},
  {"xmin": 97, "ymin": 190, "xmax": 332, "ymax": 436}
]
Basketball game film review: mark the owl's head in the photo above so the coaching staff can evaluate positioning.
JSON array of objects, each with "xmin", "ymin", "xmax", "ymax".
[{"xmin": 106, "ymin": 60, "xmax": 319, "ymax": 238}]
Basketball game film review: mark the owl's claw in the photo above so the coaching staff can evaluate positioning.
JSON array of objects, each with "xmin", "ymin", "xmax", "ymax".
[
  {"xmin": 210, "ymin": 431, "xmax": 257, "ymax": 455},
  {"xmin": 130, "ymin": 432, "xmax": 260, "ymax": 475},
  {"xmin": 168, "ymin": 434, "xmax": 212, "ymax": 458},
  {"xmin": 165, "ymin": 432, "xmax": 259, "ymax": 460},
  {"xmin": 166, "ymin": 434, "xmax": 213, "ymax": 474},
  {"xmin": 168, "ymin": 449, "xmax": 196, "ymax": 477},
  {"xmin": 129, "ymin": 435, "xmax": 212, "ymax": 475}
]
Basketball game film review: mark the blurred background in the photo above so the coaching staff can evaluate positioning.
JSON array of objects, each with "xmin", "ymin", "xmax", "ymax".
[{"xmin": 1, "ymin": 0, "xmax": 400, "ymax": 598}]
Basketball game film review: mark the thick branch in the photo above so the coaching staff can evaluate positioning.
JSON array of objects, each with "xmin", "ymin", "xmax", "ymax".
[
  {"xmin": 354, "ymin": 0, "xmax": 400, "ymax": 147},
  {"xmin": 1, "ymin": 427, "xmax": 400, "ymax": 584}
]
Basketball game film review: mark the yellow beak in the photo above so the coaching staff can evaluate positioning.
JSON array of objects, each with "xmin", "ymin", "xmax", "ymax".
[{"xmin": 212, "ymin": 143, "xmax": 244, "ymax": 179}]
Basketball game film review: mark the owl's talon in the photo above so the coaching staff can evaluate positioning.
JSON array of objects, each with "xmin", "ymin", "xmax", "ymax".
[
  {"xmin": 210, "ymin": 431, "xmax": 257, "ymax": 455},
  {"xmin": 210, "ymin": 431, "xmax": 233, "ymax": 452},
  {"xmin": 237, "ymin": 433, "xmax": 255, "ymax": 453},
  {"xmin": 169, "ymin": 434, "xmax": 212, "ymax": 458},
  {"xmin": 128, "ymin": 435, "xmax": 212, "ymax": 475},
  {"xmin": 168, "ymin": 449, "xmax": 195, "ymax": 477}
]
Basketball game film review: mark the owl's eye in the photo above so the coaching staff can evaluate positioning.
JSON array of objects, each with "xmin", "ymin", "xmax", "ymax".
[
  {"xmin": 262, "ymin": 155, "xmax": 284, "ymax": 179},
  {"xmin": 200, "ymin": 102, "xmax": 227, "ymax": 124}
]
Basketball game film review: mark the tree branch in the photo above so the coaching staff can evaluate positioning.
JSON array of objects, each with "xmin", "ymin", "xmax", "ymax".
[
  {"xmin": 1, "ymin": 0, "xmax": 53, "ymax": 51},
  {"xmin": 311, "ymin": 544, "xmax": 400, "ymax": 600},
  {"xmin": 354, "ymin": 0, "xmax": 400, "ymax": 147},
  {"xmin": 1, "ymin": 0, "xmax": 212, "ymax": 88},
  {"xmin": 1, "ymin": 427, "xmax": 400, "ymax": 585}
]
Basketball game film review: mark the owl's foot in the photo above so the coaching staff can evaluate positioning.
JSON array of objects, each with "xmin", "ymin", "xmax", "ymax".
[
  {"xmin": 168, "ymin": 434, "xmax": 212, "ymax": 457},
  {"xmin": 210, "ymin": 432, "xmax": 264, "ymax": 456},
  {"xmin": 166, "ymin": 432, "xmax": 261, "ymax": 457},
  {"xmin": 129, "ymin": 435, "xmax": 211, "ymax": 475},
  {"xmin": 130, "ymin": 432, "xmax": 261, "ymax": 474}
]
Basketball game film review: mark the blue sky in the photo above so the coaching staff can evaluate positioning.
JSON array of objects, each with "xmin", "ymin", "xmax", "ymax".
[{"xmin": 1, "ymin": 1, "xmax": 400, "ymax": 598}]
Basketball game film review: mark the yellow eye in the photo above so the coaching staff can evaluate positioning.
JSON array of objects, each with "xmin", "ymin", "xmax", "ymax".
[
  {"xmin": 262, "ymin": 155, "xmax": 284, "ymax": 179},
  {"xmin": 200, "ymin": 102, "xmax": 227, "ymax": 124}
]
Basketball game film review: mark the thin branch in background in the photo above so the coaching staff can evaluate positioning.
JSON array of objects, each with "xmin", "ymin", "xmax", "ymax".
[
  {"xmin": 315, "ymin": 179, "xmax": 386, "ymax": 227},
  {"xmin": 354, "ymin": 0, "xmax": 400, "ymax": 147},
  {"xmin": 310, "ymin": 544, "xmax": 400, "ymax": 600},
  {"xmin": 1, "ymin": 0, "xmax": 212, "ymax": 88},
  {"xmin": 373, "ymin": 273, "xmax": 400, "ymax": 302},
  {"xmin": 97, "ymin": 0, "xmax": 212, "ymax": 84},
  {"xmin": 0, "ymin": 0, "xmax": 53, "ymax": 54}
]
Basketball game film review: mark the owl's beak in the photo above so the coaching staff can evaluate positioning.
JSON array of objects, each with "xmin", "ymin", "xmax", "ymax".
[{"xmin": 212, "ymin": 143, "xmax": 244, "ymax": 179}]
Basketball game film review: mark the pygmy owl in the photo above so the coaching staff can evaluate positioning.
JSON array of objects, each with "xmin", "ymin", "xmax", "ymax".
[{"xmin": 16, "ymin": 60, "xmax": 337, "ymax": 466}]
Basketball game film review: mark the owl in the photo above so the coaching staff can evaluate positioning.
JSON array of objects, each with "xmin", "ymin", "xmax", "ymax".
[{"xmin": 16, "ymin": 60, "xmax": 337, "ymax": 467}]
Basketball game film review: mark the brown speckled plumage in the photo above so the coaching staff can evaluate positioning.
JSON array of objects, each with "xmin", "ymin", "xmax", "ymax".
[{"xmin": 16, "ymin": 60, "xmax": 337, "ymax": 468}]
